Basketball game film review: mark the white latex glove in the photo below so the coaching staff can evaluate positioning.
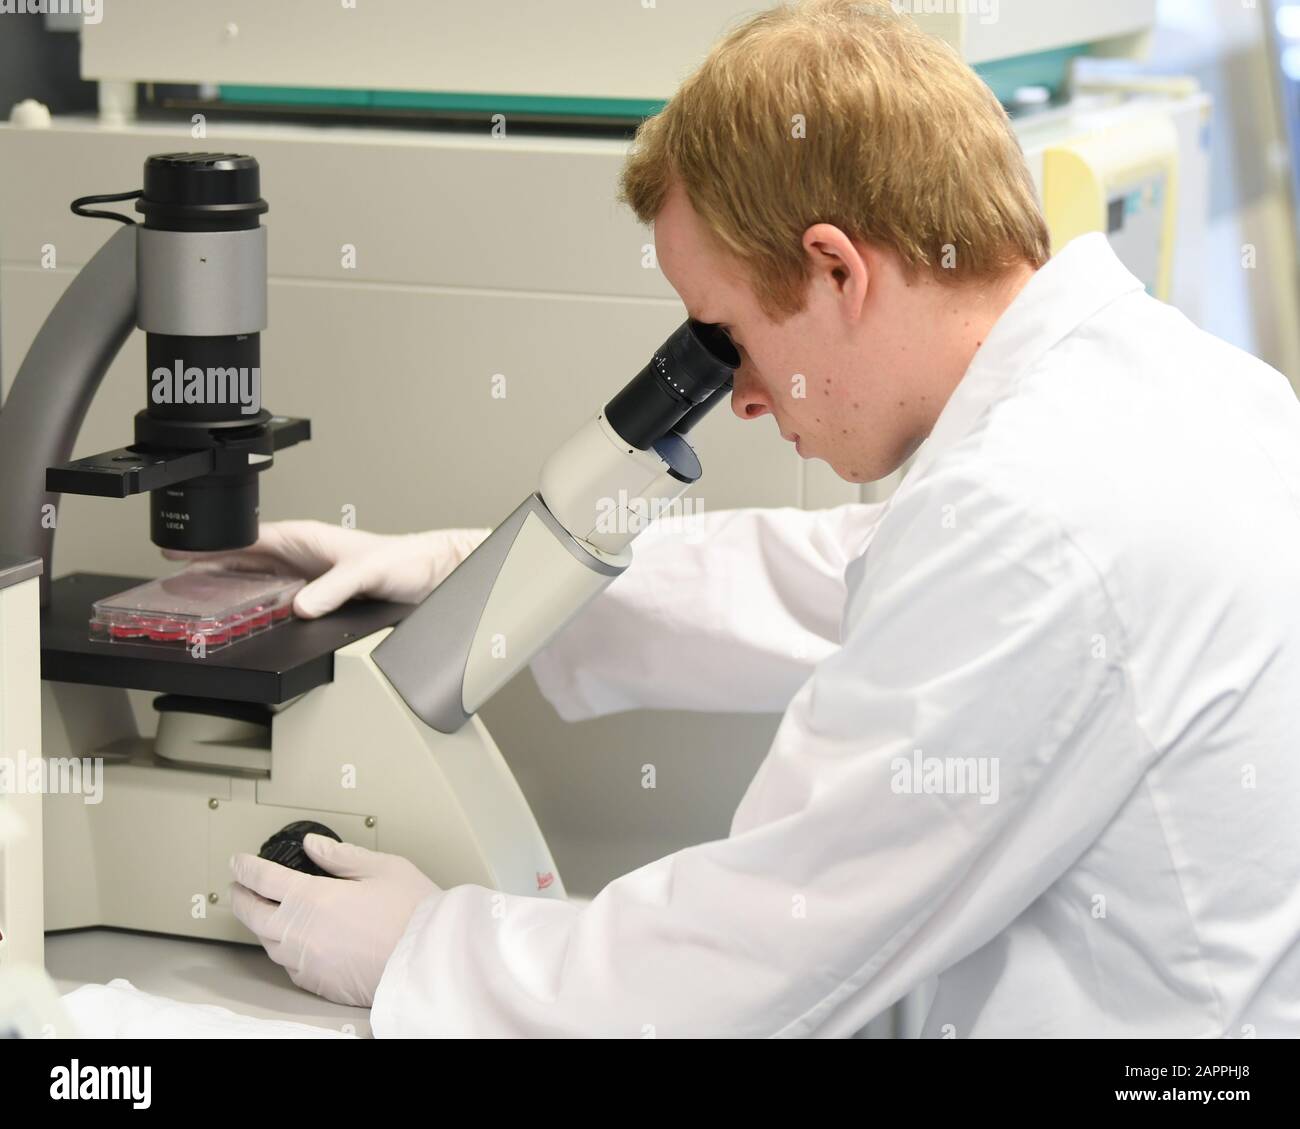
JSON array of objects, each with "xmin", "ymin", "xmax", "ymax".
[
  {"xmin": 163, "ymin": 519, "xmax": 491, "ymax": 618},
  {"xmin": 230, "ymin": 834, "xmax": 440, "ymax": 1008}
]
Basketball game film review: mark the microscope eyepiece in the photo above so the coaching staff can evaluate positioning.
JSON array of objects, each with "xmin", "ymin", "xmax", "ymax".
[
  {"xmin": 685, "ymin": 320, "xmax": 742, "ymax": 370},
  {"xmin": 604, "ymin": 319, "xmax": 740, "ymax": 450}
]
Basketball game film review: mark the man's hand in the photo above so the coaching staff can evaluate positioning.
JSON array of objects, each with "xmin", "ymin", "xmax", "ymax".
[
  {"xmin": 230, "ymin": 835, "xmax": 440, "ymax": 1008},
  {"xmin": 164, "ymin": 519, "xmax": 491, "ymax": 618}
]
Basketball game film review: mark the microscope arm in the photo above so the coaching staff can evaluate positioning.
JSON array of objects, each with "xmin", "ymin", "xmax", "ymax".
[
  {"xmin": 373, "ymin": 415, "xmax": 689, "ymax": 734},
  {"xmin": 0, "ymin": 224, "xmax": 137, "ymax": 603},
  {"xmin": 374, "ymin": 322, "xmax": 737, "ymax": 734}
]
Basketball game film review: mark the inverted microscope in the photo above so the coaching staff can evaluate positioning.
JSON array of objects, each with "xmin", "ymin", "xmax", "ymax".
[{"xmin": 0, "ymin": 152, "xmax": 737, "ymax": 963}]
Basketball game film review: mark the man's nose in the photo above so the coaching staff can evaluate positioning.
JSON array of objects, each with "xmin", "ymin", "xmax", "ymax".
[{"xmin": 730, "ymin": 362, "xmax": 771, "ymax": 421}]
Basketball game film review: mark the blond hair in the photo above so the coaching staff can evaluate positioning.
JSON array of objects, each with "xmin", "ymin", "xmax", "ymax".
[{"xmin": 620, "ymin": 0, "xmax": 1050, "ymax": 319}]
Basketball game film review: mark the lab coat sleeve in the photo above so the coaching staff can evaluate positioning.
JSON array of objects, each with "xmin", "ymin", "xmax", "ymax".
[
  {"xmin": 528, "ymin": 502, "xmax": 889, "ymax": 718},
  {"xmin": 371, "ymin": 463, "xmax": 1142, "ymax": 1037}
]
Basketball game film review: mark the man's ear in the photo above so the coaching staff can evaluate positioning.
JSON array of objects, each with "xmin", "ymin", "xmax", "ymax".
[{"xmin": 802, "ymin": 223, "xmax": 869, "ymax": 320}]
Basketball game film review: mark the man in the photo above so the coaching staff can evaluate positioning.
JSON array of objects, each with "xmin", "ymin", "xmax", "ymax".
[{"xmin": 223, "ymin": 0, "xmax": 1300, "ymax": 1035}]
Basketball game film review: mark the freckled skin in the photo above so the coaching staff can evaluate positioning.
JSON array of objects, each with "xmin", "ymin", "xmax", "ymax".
[{"xmin": 651, "ymin": 181, "xmax": 1036, "ymax": 483}]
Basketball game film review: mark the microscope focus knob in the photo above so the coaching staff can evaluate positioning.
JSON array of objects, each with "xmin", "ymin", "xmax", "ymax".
[{"xmin": 258, "ymin": 820, "xmax": 343, "ymax": 877}]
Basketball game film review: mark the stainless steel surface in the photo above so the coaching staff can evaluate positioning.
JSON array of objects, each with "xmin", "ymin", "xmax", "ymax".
[{"xmin": 0, "ymin": 554, "xmax": 42, "ymax": 591}]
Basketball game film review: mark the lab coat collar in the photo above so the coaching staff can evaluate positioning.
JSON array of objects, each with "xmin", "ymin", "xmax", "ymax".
[{"xmin": 900, "ymin": 232, "xmax": 1144, "ymax": 486}]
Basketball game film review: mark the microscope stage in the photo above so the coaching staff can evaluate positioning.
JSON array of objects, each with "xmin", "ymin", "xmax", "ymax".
[{"xmin": 41, "ymin": 573, "xmax": 411, "ymax": 704}]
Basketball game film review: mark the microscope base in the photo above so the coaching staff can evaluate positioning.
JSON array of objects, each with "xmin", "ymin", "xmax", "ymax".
[{"xmin": 41, "ymin": 627, "xmax": 565, "ymax": 944}]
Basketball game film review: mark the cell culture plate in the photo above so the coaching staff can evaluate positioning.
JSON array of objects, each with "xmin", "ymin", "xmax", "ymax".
[{"xmin": 89, "ymin": 569, "xmax": 303, "ymax": 652}]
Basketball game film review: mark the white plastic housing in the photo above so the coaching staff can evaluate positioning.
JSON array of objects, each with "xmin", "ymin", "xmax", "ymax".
[{"xmin": 538, "ymin": 413, "xmax": 692, "ymax": 554}]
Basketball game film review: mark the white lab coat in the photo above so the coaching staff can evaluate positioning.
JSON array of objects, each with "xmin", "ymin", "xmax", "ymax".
[{"xmin": 371, "ymin": 234, "xmax": 1300, "ymax": 1037}]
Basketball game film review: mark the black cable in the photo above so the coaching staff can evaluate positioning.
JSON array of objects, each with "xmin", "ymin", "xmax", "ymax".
[{"xmin": 70, "ymin": 189, "xmax": 142, "ymax": 225}]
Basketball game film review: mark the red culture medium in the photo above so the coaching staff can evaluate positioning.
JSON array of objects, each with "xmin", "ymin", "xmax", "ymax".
[{"xmin": 90, "ymin": 568, "xmax": 305, "ymax": 653}]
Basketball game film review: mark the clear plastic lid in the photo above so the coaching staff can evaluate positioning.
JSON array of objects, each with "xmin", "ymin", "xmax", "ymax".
[{"xmin": 89, "ymin": 569, "xmax": 304, "ymax": 651}]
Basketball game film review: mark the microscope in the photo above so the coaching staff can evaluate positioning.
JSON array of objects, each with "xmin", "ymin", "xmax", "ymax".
[{"xmin": 0, "ymin": 152, "xmax": 737, "ymax": 960}]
